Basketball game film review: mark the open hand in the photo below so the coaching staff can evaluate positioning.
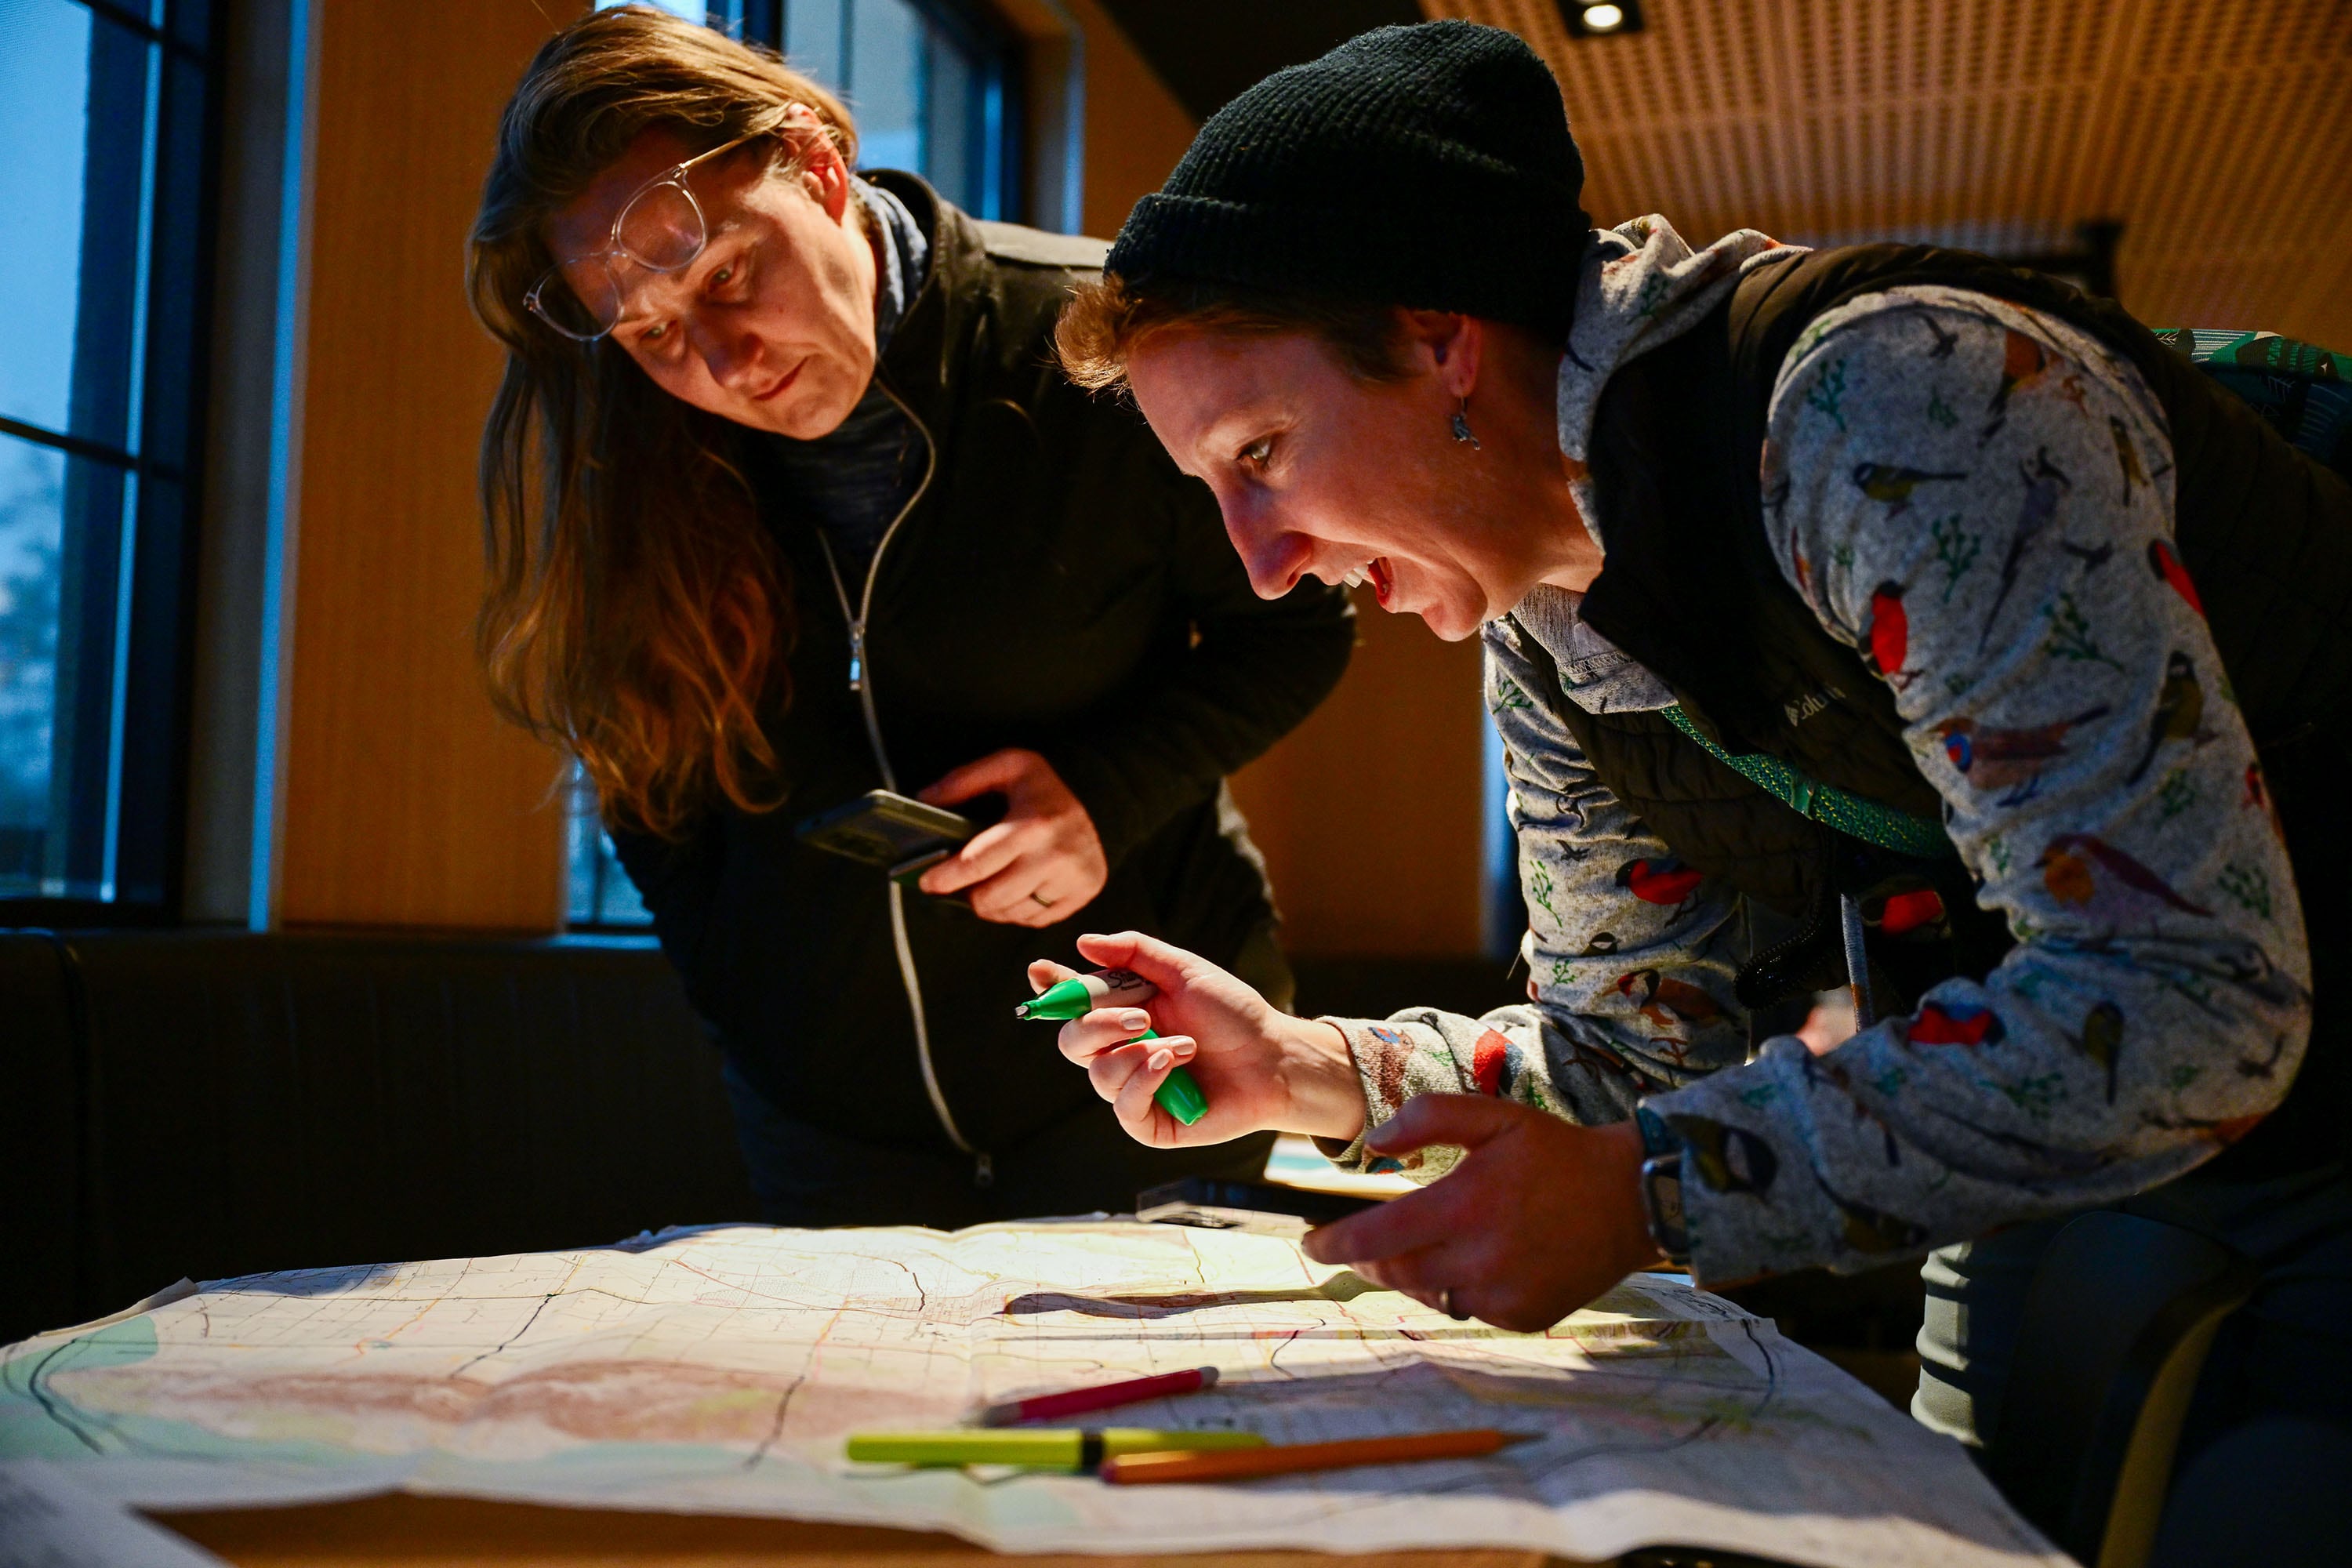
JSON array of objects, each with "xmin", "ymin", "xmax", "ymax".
[
  {"xmin": 1027, "ymin": 931, "xmax": 1366, "ymax": 1149},
  {"xmin": 1300, "ymin": 1096, "xmax": 1660, "ymax": 1331},
  {"xmin": 916, "ymin": 749, "xmax": 1107, "ymax": 927}
]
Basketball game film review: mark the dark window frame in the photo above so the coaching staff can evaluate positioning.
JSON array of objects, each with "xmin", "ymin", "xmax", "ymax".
[
  {"xmin": 898, "ymin": 0, "xmax": 1025, "ymax": 223},
  {"xmin": 760, "ymin": 0, "xmax": 1025, "ymax": 220},
  {"xmin": 0, "ymin": 0, "xmax": 226, "ymax": 928}
]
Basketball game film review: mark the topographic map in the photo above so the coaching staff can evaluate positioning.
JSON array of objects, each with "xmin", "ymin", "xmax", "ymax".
[{"xmin": 0, "ymin": 1222, "xmax": 2063, "ymax": 1566}]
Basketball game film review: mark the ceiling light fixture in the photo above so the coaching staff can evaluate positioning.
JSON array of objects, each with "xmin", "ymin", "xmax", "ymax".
[{"xmin": 1561, "ymin": 0, "xmax": 1646, "ymax": 38}]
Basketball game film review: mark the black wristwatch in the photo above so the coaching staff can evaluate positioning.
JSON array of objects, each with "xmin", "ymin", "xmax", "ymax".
[{"xmin": 1634, "ymin": 1106, "xmax": 1690, "ymax": 1266}]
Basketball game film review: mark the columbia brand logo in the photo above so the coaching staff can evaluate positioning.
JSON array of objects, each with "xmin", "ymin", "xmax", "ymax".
[{"xmin": 1783, "ymin": 685, "xmax": 1843, "ymax": 727}]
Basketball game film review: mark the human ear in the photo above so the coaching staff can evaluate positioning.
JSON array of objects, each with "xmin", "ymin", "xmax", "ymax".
[
  {"xmin": 790, "ymin": 129, "xmax": 855, "ymax": 225},
  {"xmin": 1403, "ymin": 310, "xmax": 1483, "ymax": 399}
]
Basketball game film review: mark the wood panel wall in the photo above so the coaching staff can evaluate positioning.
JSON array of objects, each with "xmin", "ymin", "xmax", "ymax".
[
  {"xmin": 1229, "ymin": 600, "xmax": 1490, "ymax": 957},
  {"xmin": 1062, "ymin": 0, "xmax": 1201, "ymax": 238},
  {"xmin": 273, "ymin": 1, "xmax": 575, "ymax": 930}
]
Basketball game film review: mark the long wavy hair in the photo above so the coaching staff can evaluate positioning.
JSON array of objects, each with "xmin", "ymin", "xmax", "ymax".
[{"xmin": 466, "ymin": 5, "xmax": 857, "ymax": 838}]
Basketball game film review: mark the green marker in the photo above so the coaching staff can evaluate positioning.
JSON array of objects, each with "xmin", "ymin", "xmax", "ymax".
[
  {"xmin": 845, "ymin": 1427, "xmax": 1264, "ymax": 1470},
  {"xmin": 1015, "ymin": 969, "xmax": 1210, "ymax": 1125}
]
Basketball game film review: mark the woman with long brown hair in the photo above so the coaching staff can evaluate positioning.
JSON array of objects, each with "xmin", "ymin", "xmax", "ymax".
[{"xmin": 465, "ymin": 6, "xmax": 1352, "ymax": 1225}]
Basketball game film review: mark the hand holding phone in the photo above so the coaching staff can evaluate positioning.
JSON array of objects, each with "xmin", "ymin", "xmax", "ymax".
[{"xmin": 795, "ymin": 789, "xmax": 976, "ymax": 884}]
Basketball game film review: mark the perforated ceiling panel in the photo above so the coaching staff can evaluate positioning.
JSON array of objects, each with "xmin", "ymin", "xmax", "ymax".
[{"xmin": 1426, "ymin": 0, "xmax": 2352, "ymax": 347}]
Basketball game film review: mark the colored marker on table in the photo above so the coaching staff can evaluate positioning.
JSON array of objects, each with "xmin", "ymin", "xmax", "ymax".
[
  {"xmin": 1097, "ymin": 1428, "xmax": 1535, "ymax": 1486},
  {"xmin": 980, "ymin": 1366, "xmax": 1218, "ymax": 1427},
  {"xmin": 844, "ymin": 1427, "xmax": 1263, "ymax": 1471},
  {"xmin": 1014, "ymin": 969, "xmax": 1209, "ymax": 1126}
]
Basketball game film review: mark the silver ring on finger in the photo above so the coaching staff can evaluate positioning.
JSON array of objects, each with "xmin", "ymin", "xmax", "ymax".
[
  {"xmin": 1030, "ymin": 890, "xmax": 1058, "ymax": 909},
  {"xmin": 1441, "ymin": 1287, "xmax": 1466, "ymax": 1322}
]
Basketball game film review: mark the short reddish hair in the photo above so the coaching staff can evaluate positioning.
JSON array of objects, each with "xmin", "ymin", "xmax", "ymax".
[{"xmin": 1054, "ymin": 273, "xmax": 1416, "ymax": 394}]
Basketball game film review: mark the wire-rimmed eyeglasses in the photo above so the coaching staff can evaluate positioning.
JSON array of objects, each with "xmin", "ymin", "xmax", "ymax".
[{"xmin": 524, "ymin": 129, "xmax": 765, "ymax": 343}]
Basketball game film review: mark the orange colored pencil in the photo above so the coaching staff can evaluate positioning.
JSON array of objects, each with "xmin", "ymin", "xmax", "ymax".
[{"xmin": 1098, "ymin": 1428, "xmax": 1530, "ymax": 1485}]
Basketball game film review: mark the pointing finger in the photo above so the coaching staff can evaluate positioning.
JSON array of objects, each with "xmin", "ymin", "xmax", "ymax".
[
  {"xmin": 1301, "ymin": 1180, "xmax": 1465, "ymax": 1269},
  {"xmin": 1345, "ymin": 1246, "xmax": 1461, "ymax": 1313},
  {"xmin": 1073, "ymin": 930, "xmax": 1212, "ymax": 995},
  {"xmin": 919, "ymin": 821, "xmax": 1025, "ymax": 895},
  {"xmin": 1365, "ymin": 1094, "xmax": 1523, "ymax": 1159}
]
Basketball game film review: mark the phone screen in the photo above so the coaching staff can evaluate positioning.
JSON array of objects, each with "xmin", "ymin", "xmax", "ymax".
[{"xmin": 795, "ymin": 790, "xmax": 975, "ymax": 874}]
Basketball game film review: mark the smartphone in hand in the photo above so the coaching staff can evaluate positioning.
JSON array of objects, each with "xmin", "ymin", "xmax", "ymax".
[{"xmin": 795, "ymin": 789, "xmax": 976, "ymax": 885}]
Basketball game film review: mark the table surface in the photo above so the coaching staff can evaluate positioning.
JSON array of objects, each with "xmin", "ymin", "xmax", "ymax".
[
  {"xmin": 152, "ymin": 1495, "xmax": 1586, "ymax": 1567},
  {"xmin": 129, "ymin": 1166, "xmax": 1737, "ymax": 1566}
]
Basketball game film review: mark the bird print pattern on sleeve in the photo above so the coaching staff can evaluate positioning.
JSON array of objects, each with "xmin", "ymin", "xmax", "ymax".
[
  {"xmin": 1316, "ymin": 617, "xmax": 1750, "ymax": 1182},
  {"xmin": 1643, "ymin": 286, "xmax": 2313, "ymax": 1283}
]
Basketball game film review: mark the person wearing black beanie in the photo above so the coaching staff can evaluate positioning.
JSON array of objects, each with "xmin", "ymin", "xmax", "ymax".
[
  {"xmin": 1107, "ymin": 19, "xmax": 1592, "ymax": 343},
  {"xmin": 1044, "ymin": 17, "xmax": 2352, "ymax": 1555}
]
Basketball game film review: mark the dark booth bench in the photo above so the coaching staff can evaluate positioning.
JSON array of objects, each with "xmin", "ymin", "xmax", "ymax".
[{"xmin": 0, "ymin": 929, "xmax": 756, "ymax": 1345}]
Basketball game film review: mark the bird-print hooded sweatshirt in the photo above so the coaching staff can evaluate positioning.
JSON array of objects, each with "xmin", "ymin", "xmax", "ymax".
[{"xmin": 1316, "ymin": 216, "xmax": 2312, "ymax": 1291}]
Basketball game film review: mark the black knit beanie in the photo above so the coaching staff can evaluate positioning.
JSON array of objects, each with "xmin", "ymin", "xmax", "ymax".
[{"xmin": 1106, "ymin": 20, "xmax": 1592, "ymax": 343}]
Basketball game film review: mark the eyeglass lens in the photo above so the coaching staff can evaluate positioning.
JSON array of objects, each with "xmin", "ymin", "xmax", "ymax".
[
  {"xmin": 616, "ymin": 181, "xmax": 705, "ymax": 271},
  {"xmin": 538, "ymin": 180, "xmax": 709, "ymax": 339}
]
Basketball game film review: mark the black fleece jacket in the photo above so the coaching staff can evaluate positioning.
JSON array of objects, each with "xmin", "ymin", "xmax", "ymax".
[{"xmin": 612, "ymin": 175, "xmax": 1356, "ymax": 1160}]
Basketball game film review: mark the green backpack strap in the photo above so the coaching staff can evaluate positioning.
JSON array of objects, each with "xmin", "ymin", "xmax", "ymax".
[
  {"xmin": 2154, "ymin": 328, "xmax": 2352, "ymax": 477},
  {"xmin": 1661, "ymin": 705, "xmax": 1948, "ymax": 859}
]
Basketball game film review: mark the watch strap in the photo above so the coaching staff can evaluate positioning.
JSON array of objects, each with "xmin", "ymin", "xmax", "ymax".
[
  {"xmin": 1633, "ymin": 1105, "xmax": 1690, "ymax": 1265},
  {"xmin": 1633, "ymin": 1105, "xmax": 1678, "ymax": 1160}
]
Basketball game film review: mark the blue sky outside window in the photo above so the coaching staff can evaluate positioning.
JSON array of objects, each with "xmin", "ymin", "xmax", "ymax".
[
  {"xmin": 0, "ymin": 3, "xmax": 97, "ymax": 882},
  {"xmin": 0, "ymin": 0, "xmax": 199, "ymax": 908}
]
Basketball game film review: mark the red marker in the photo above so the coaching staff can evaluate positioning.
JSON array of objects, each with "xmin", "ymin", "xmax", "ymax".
[{"xmin": 978, "ymin": 1367, "xmax": 1218, "ymax": 1427}]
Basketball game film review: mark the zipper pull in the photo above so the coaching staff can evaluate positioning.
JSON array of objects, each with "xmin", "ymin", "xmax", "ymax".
[
  {"xmin": 974, "ymin": 1152, "xmax": 994, "ymax": 1188},
  {"xmin": 847, "ymin": 621, "xmax": 866, "ymax": 693}
]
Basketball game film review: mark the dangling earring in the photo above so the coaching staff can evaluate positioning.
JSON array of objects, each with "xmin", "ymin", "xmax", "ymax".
[{"xmin": 1451, "ymin": 397, "xmax": 1481, "ymax": 450}]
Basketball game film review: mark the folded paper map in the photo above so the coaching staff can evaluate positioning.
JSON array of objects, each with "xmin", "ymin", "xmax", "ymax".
[{"xmin": 0, "ymin": 1222, "xmax": 2063, "ymax": 1566}]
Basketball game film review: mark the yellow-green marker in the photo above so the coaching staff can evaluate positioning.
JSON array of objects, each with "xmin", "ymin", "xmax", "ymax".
[
  {"xmin": 1014, "ymin": 969, "xmax": 1208, "ymax": 1125},
  {"xmin": 845, "ymin": 1428, "xmax": 1264, "ymax": 1470}
]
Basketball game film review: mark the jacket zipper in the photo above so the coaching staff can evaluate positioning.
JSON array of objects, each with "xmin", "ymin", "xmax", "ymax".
[{"xmin": 812, "ymin": 372, "xmax": 992, "ymax": 1185}]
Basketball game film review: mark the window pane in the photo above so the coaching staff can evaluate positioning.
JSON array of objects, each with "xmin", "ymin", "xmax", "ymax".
[
  {"xmin": 0, "ymin": 4, "xmax": 211, "ymax": 915},
  {"xmin": 0, "ymin": 0, "xmax": 93, "ymax": 437},
  {"xmin": 595, "ymin": 0, "xmax": 710, "ymax": 21},
  {"xmin": 0, "ymin": 429, "xmax": 130, "ymax": 900},
  {"xmin": 786, "ymin": 0, "xmax": 844, "ymax": 85},
  {"xmin": 923, "ymin": 27, "xmax": 976, "ymax": 211},
  {"xmin": 565, "ymin": 766, "xmax": 652, "ymax": 927},
  {"xmin": 1, "ymin": 0, "xmax": 153, "ymax": 455},
  {"xmin": 848, "ymin": 0, "xmax": 921, "ymax": 174},
  {"xmin": 0, "ymin": 438, "xmax": 64, "ymax": 888}
]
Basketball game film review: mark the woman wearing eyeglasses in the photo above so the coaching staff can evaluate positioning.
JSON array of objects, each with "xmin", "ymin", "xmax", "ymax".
[{"xmin": 463, "ymin": 6, "xmax": 1353, "ymax": 1226}]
